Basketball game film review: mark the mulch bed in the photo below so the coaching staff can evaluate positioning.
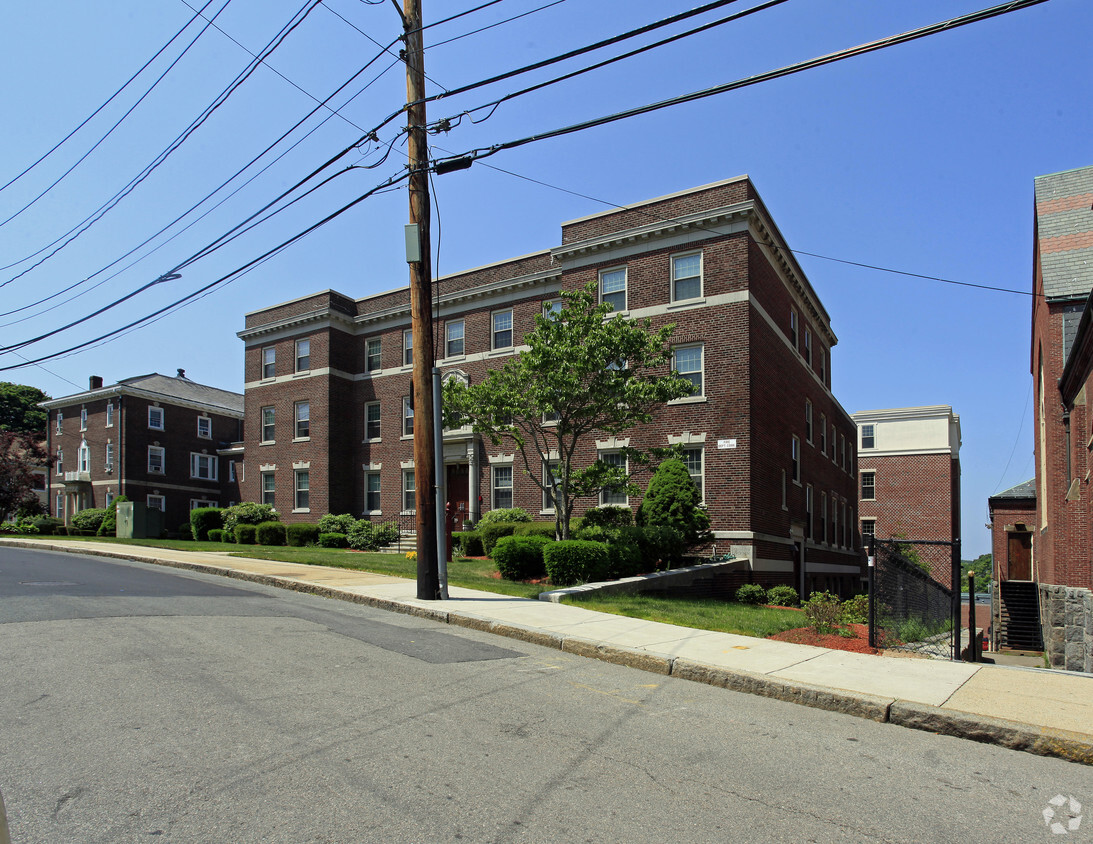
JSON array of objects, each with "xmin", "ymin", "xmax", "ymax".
[{"xmin": 767, "ymin": 622, "xmax": 879, "ymax": 655}]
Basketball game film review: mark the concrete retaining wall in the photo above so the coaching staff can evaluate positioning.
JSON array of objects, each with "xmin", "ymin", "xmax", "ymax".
[
  {"xmin": 539, "ymin": 558, "xmax": 749, "ymax": 603},
  {"xmin": 1040, "ymin": 583, "xmax": 1093, "ymax": 673}
]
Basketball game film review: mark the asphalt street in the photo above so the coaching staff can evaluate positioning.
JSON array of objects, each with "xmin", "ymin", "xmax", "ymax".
[{"xmin": 2, "ymin": 546, "xmax": 1090, "ymax": 843}]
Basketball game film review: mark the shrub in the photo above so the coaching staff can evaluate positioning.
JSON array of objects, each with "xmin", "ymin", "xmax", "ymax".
[
  {"xmin": 766, "ymin": 585, "xmax": 800, "ymax": 608},
  {"xmin": 641, "ymin": 524, "xmax": 684, "ymax": 569},
  {"xmin": 208, "ymin": 529, "xmax": 227, "ymax": 543},
  {"xmin": 256, "ymin": 521, "xmax": 286, "ymax": 546},
  {"xmin": 735, "ymin": 584, "xmax": 767, "ymax": 605},
  {"xmin": 97, "ymin": 495, "xmax": 128, "ymax": 536},
  {"xmin": 29, "ymin": 515, "xmax": 63, "ymax": 536},
  {"xmin": 580, "ymin": 505, "xmax": 633, "ymax": 529},
  {"xmin": 235, "ymin": 524, "xmax": 257, "ymax": 544},
  {"xmin": 839, "ymin": 593, "xmax": 869, "ymax": 625},
  {"xmin": 452, "ymin": 530, "xmax": 484, "ymax": 557},
  {"xmin": 319, "ymin": 532, "xmax": 348, "ymax": 548},
  {"xmin": 480, "ymin": 522, "xmax": 518, "ymax": 555},
  {"xmin": 477, "ymin": 507, "xmax": 532, "ymax": 526},
  {"xmin": 178, "ymin": 522, "xmax": 193, "ymax": 540},
  {"xmin": 346, "ymin": 520, "xmax": 399, "ymax": 551},
  {"xmin": 544, "ymin": 540, "xmax": 610, "ymax": 587},
  {"xmin": 71, "ymin": 507, "xmax": 109, "ymax": 533},
  {"xmin": 804, "ymin": 591, "xmax": 842, "ymax": 634},
  {"xmin": 9, "ymin": 518, "xmax": 40, "ymax": 535},
  {"xmin": 318, "ymin": 513, "xmax": 356, "ymax": 535},
  {"xmin": 189, "ymin": 507, "xmax": 223, "ymax": 542},
  {"xmin": 222, "ymin": 502, "xmax": 278, "ymax": 534},
  {"xmin": 636, "ymin": 458, "xmax": 711, "ymax": 558},
  {"xmin": 493, "ymin": 534, "xmax": 551, "ymax": 581},
  {"xmin": 286, "ymin": 523, "xmax": 320, "ymax": 547},
  {"xmin": 512, "ymin": 522, "xmax": 560, "ymax": 539}
]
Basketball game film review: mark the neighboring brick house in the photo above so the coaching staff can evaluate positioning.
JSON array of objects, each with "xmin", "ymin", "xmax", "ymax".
[
  {"xmin": 236, "ymin": 177, "xmax": 862, "ymax": 594},
  {"xmin": 852, "ymin": 406, "xmax": 961, "ymax": 560},
  {"xmin": 40, "ymin": 372, "xmax": 243, "ymax": 531}
]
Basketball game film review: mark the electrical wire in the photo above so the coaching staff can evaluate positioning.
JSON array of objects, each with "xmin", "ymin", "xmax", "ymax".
[
  {"xmin": 425, "ymin": 0, "xmax": 567, "ymax": 51},
  {"xmin": 0, "ymin": 0, "xmax": 323, "ymax": 281},
  {"xmin": 0, "ymin": 0, "xmax": 222, "ymax": 195}
]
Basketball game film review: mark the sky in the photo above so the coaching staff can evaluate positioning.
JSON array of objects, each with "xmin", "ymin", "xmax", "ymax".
[{"xmin": 1, "ymin": 0, "xmax": 1090, "ymax": 556}]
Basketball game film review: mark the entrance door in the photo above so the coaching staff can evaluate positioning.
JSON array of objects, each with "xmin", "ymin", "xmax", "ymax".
[
  {"xmin": 1007, "ymin": 532, "xmax": 1032, "ymax": 580},
  {"xmin": 446, "ymin": 464, "xmax": 470, "ymax": 525}
]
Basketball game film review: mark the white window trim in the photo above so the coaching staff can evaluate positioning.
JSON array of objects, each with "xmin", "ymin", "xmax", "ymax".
[
  {"xmin": 293, "ymin": 469, "xmax": 310, "ymax": 513},
  {"xmin": 261, "ymin": 472, "xmax": 276, "ymax": 507},
  {"xmin": 147, "ymin": 494, "xmax": 165, "ymax": 512},
  {"xmin": 80, "ymin": 407, "xmax": 87, "ymax": 432},
  {"xmin": 541, "ymin": 460, "xmax": 561, "ymax": 514},
  {"xmin": 790, "ymin": 308, "xmax": 799, "ymax": 350},
  {"xmin": 598, "ymin": 266, "xmax": 628, "ymax": 313},
  {"xmin": 364, "ymin": 401, "xmax": 382, "ymax": 442},
  {"xmin": 261, "ymin": 406, "xmax": 275, "ymax": 444},
  {"xmin": 402, "ymin": 469, "xmax": 416, "ymax": 513},
  {"xmin": 402, "ymin": 396, "xmax": 414, "ymax": 438},
  {"xmin": 106, "ymin": 402, "xmax": 114, "ymax": 428},
  {"xmin": 669, "ymin": 343, "xmax": 705, "ymax": 404},
  {"xmin": 148, "ymin": 406, "xmax": 164, "ymax": 431},
  {"xmin": 491, "ymin": 463, "xmax": 514, "ymax": 510},
  {"xmin": 366, "ymin": 338, "xmax": 382, "ymax": 373},
  {"xmin": 598, "ymin": 451, "xmax": 628, "ymax": 507},
  {"xmin": 55, "ymin": 412, "xmax": 63, "ymax": 434},
  {"xmin": 791, "ymin": 435, "xmax": 801, "ymax": 486},
  {"xmin": 105, "ymin": 443, "xmax": 115, "ymax": 473},
  {"xmin": 445, "ymin": 319, "xmax": 466, "ymax": 359},
  {"xmin": 861, "ymin": 470, "xmax": 877, "ymax": 501},
  {"xmin": 262, "ymin": 346, "xmax": 276, "ymax": 380},
  {"xmin": 491, "ymin": 308, "xmax": 514, "ymax": 351},
  {"xmin": 669, "ymin": 250, "xmax": 703, "ymax": 304},
  {"xmin": 805, "ymin": 400, "xmax": 813, "ymax": 444},
  {"xmin": 402, "ymin": 329, "xmax": 413, "ymax": 368},
  {"xmin": 294, "ymin": 401, "xmax": 310, "ymax": 441},
  {"xmin": 190, "ymin": 452, "xmax": 219, "ymax": 482},
  {"xmin": 148, "ymin": 445, "xmax": 165, "ymax": 474},
  {"xmin": 197, "ymin": 415, "xmax": 212, "ymax": 439},
  {"xmin": 364, "ymin": 471, "xmax": 382, "ymax": 514},
  {"xmin": 295, "ymin": 338, "xmax": 311, "ymax": 373},
  {"xmin": 682, "ymin": 446, "xmax": 705, "ymax": 504}
]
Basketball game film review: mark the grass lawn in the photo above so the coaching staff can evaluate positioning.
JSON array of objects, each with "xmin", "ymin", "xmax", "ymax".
[{"xmin": 561, "ymin": 592, "xmax": 806, "ymax": 638}]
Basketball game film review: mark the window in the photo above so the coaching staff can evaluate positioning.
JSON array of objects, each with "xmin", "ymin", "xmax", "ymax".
[
  {"xmin": 841, "ymin": 500, "xmax": 847, "ymax": 547},
  {"xmin": 55, "ymin": 493, "xmax": 64, "ymax": 518},
  {"xmin": 365, "ymin": 402, "xmax": 381, "ymax": 440},
  {"xmin": 820, "ymin": 414, "xmax": 827, "ymax": 455},
  {"xmin": 190, "ymin": 453, "xmax": 218, "ymax": 481},
  {"xmin": 542, "ymin": 408, "xmax": 560, "ymax": 424},
  {"xmin": 671, "ymin": 252, "xmax": 702, "ymax": 302},
  {"xmin": 294, "ymin": 470, "xmax": 309, "ymax": 511},
  {"xmin": 781, "ymin": 469, "xmax": 787, "ymax": 510},
  {"xmin": 106, "ymin": 491, "xmax": 115, "ymax": 506},
  {"xmin": 105, "ymin": 443, "xmax": 114, "ymax": 472},
  {"xmin": 294, "ymin": 401, "xmax": 310, "ymax": 439},
  {"xmin": 148, "ymin": 406, "xmax": 164, "ymax": 430},
  {"xmin": 543, "ymin": 299, "xmax": 562, "ymax": 319},
  {"xmin": 805, "ymin": 400, "xmax": 813, "ymax": 443},
  {"xmin": 445, "ymin": 319, "xmax": 465, "ymax": 358},
  {"xmin": 492, "ymin": 464, "xmax": 513, "ymax": 509},
  {"xmin": 821, "ymin": 493, "xmax": 828, "ymax": 543},
  {"xmin": 861, "ymin": 424, "xmax": 875, "ymax": 449},
  {"xmin": 861, "ymin": 471, "xmax": 876, "ymax": 501},
  {"xmin": 682, "ymin": 446, "xmax": 704, "ymax": 500},
  {"xmin": 599, "ymin": 267, "xmax": 627, "ymax": 311},
  {"xmin": 80, "ymin": 408, "xmax": 87, "ymax": 431},
  {"xmin": 56, "ymin": 411, "xmax": 63, "ymax": 434},
  {"xmin": 106, "ymin": 402, "xmax": 114, "ymax": 427},
  {"xmin": 148, "ymin": 446, "xmax": 165, "ymax": 474},
  {"xmin": 78, "ymin": 441, "xmax": 90, "ymax": 473},
  {"xmin": 791, "ymin": 436, "xmax": 801, "ymax": 483},
  {"xmin": 492, "ymin": 309, "xmax": 513, "ymax": 350},
  {"xmin": 819, "ymin": 344, "xmax": 827, "ymax": 383},
  {"xmin": 261, "ymin": 406, "xmax": 275, "ymax": 442},
  {"xmin": 197, "ymin": 416, "xmax": 212, "ymax": 438},
  {"xmin": 861, "ymin": 519, "xmax": 876, "ymax": 544},
  {"xmin": 56, "ymin": 449, "xmax": 64, "ymax": 475},
  {"xmin": 804, "ymin": 328, "xmax": 812, "ymax": 366},
  {"xmin": 262, "ymin": 346, "xmax": 276, "ymax": 379},
  {"xmin": 295, "ymin": 339, "xmax": 311, "ymax": 372},
  {"xmin": 261, "ymin": 472, "xmax": 275, "ymax": 506},
  {"xmin": 673, "ymin": 344, "xmax": 703, "ymax": 396},
  {"xmin": 403, "ymin": 329, "xmax": 413, "ymax": 366},
  {"xmin": 403, "ymin": 469, "xmax": 416, "ymax": 511},
  {"xmin": 190, "ymin": 498, "xmax": 218, "ymax": 510},
  {"xmin": 228, "ymin": 461, "xmax": 236, "ymax": 482},
  {"xmin": 849, "ymin": 506, "xmax": 855, "ymax": 549},
  {"xmin": 366, "ymin": 338, "xmax": 382, "ymax": 372},
  {"xmin": 599, "ymin": 452, "xmax": 627, "ymax": 506},
  {"xmin": 365, "ymin": 472, "xmax": 381, "ymax": 512},
  {"xmin": 147, "ymin": 495, "xmax": 165, "ymax": 512},
  {"xmin": 402, "ymin": 396, "xmax": 414, "ymax": 436},
  {"xmin": 806, "ymin": 484, "xmax": 814, "ymax": 540},
  {"xmin": 830, "ymin": 424, "xmax": 837, "ymax": 463},
  {"xmin": 790, "ymin": 308, "xmax": 798, "ymax": 349},
  {"xmin": 542, "ymin": 461, "xmax": 561, "ymax": 511},
  {"xmin": 830, "ymin": 489, "xmax": 837, "ymax": 543},
  {"xmin": 841, "ymin": 434, "xmax": 847, "ymax": 471}
]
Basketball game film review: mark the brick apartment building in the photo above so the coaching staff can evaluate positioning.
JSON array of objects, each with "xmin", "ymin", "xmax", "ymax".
[
  {"xmin": 237, "ymin": 177, "xmax": 862, "ymax": 594},
  {"xmin": 40, "ymin": 372, "xmax": 243, "ymax": 530},
  {"xmin": 852, "ymin": 406, "xmax": 961, "ymax": 554}
]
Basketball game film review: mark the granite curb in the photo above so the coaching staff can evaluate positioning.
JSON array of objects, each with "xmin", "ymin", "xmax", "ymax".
[{"xmin": 5, "ymin": 539, "xmax": 1092, "ymax": 765}]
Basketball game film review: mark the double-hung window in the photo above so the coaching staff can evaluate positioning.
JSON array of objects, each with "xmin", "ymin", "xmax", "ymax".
[
  {"xmin": 542, "ymin": 461, "xmax": 561, "ymax": 511},
  {"xmin": 492, "ymin": 464, "xmax": 513, "ymax": 509},
  {"xmin": 295, "ymin": 339, "xmax": 310, "ymax": 372},
  {"xmin": 492, "ymin": 309, "xmax": 513, "ymax": 350},
  {"xmin": 790, "ymin": 309, "xmax": 799, "ymax": 349},
  {"xmin": 78, "ymin": 441, "xmax": 90, "ymax": 473},
  {"xmin": 682, "ymin": 446, "xmax": 704, "ymax": 501},
  {"xmin": 197, "ymin": 416, "xmax": 211, "ymax": 439},
  {"xmin": 403, "ymin": 329, "xmax": 413, "ymax": 366},
  {"xmin": 147, "ymin": 495, "xmax": 165, "ymax": 512},
  {"xmin": 261, "ymin": 406, "xmax": 275, "ymax": 442},
  {"xmin": 806, "ymin": 484, "xmax": 814, "ymax": 540},
  {"xmin": 791, "ymin": 436, "xmax": 801, "ymax": 484},
  {"xmin": 671, "ymin": 253, "xmax": 701, "ymax": 302},
  {"xmin": 805, "ymin": 400, "xmax": 813, "ymax": 443},
  {"xmin": 804, "ymin": 328, "xmax": 812, "ymax": 366},
  {"xmin": 262, "ymin": 347, "xmax": 276, "ymax": 379},
  {"xmin": 599, "ymin": 268, "xmax": 627, "ymax": 311},
  {"xmin": 543, "ymin": 299, "xmax": 562, "ymax": 319},
  {"xmin": 80, "ymin": 408, "xmax": 87, "ymax": 431},
  {"xmin": 294, "ymin": 401, "xmax": 310, "ymax": 439},
  {"xmin": 402, "ymin": 397, "xmax": 414, "ymax": 436},
  {"xmin": 261, "ymin": 472, "xmax": 276, "ymax": 506},
  {"xmin": 56, "ymin": 449, "xmax": 64, "ymax": 475},
  {"xmin": 599, "ymin": 452, "xmax": 627, "ymax": 506},
  {"xmin": 821, "ymin": 493, "xmax": 828, "ymax": 543},
  {"xmin": 861, "ymin": 471, "xmax": 876, "ymax": 501},
  {"xmin": 105, "ymin": 443, "xmax": 115, "ymax": 472},
  {"xmin": 365, "ymin": 472, "xmax": 381, "ymax": 512},
  {"xmin": 446, "ymin": 319, "xmax": 465, "ymax": 358},
  {"xmin": 294, "ymin": 470, "xmax": 309, "ymax": 511},
  {"xmin": 820, "ymin": 414, "xmax": 827, "ymax": 455},
  {"xmin": 190, "ymin": 452, "xmax": 218, "ymax": 481},
  {"xmin": 148, "ymin": 446, "xmax": 165, "ymax": 474},
  {"xmin": 148, "ymin": 406, "xmax": 164, "ymax": 431},
  {"xmin": 55, "ymin": 412, "xmax": 63, "ymax": 434},
  {"xmin": 106, "ymin": 402, "xmax": 114, "ymax": 427},
  {"xmin": 861, "ymin": 424, "xmax": 876, "ymax": 450},
  {"xmin": 365, "ymin": 402, "xmax": 381, "ymax": 440},
  {"xmin": 403, "ymin": 469, "xmax": 416, "ymax": 511},
  {"xmin": 672, "ymin": 344, "xmax": 703, "ymax": 397},
  {"xmin": 366, "ymin": 338, "xmax": 382, "ymax": 372}
]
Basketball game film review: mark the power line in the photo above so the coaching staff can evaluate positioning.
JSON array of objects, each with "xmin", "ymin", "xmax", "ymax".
[
  {"xmin": 0, "ymin": 0, "xmax": 222, "ymax": 195},
  {"xmin": 425, "ymin": 0, "xmax": 567, "ymax": 51}
]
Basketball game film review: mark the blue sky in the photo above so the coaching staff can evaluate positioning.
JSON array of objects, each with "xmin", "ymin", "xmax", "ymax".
[{"xmin": 1, "ymin": 0, "xmax": 1089, "ymax": 555}]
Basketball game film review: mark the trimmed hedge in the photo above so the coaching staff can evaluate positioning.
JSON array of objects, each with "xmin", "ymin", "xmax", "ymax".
[
  {"xmin": 256, "ymin": 521, "xmax": 286, "ymax": 546},
  {"xmin": 286, "ymin": 523, "xmax": 320, "ymax": 547},
  {"xmin": 177, "ymin": 522, "xmax": 193, "ymax": 540},
  {"xmin": 208, "ymin": 528, "xmax": 227, "ymax": 543},
  {"xmin": 346, "ymin": 520, "xmax": 399, "ymax": 551},
  {"xmin": 544, "ymin": 540, "xmax": 610, "ymax": 587},
  {"xmin": 480, "ymin": 522, "xmax": 518, "ymax": 555},
  {"xmin": 190, "ymin": 507, "xmax": 223, "ymax": 542},
  {"xmin": 234, "ymin": 524, "xmax": 257, "ymax": 544},
  {"xmin": 766, "ymin": 585, "xmax": 799, "ymax": 608},
  {"xmin": 477, "ymin": 507, "xmax": 533, "ymax": 526},
  {"xmin": 71, "ymin": 507, "xmax": 109, "ymax": 533},
  {"xmin": 222, "ymin": 502, "xmax": 278, "ymax": 534},
  {"xmin": 452, "ymin": 530, "xmax": 484, "ymax": 557},
  {"xmin": 29, "ymin": 515, "xmax": 63, "ymax": 536},
  {"xmin": 581, "ymin": 505, "xmax": 632, "ymax": 529},
  {"xmin": 493, "ymin": 534, "xmax": 551, "ymax": 581},
  {"xmin": 735, "ymin": 584, "xmax": 766, "ymax": 605},
  {"xmin": 512, "ymin": 522, "xmax": 558, "ymax": 539},
  {"xmin": 318, "ymin": 513, "xmax": 356, "ymax": 534},
  {"xmin": 319, "ymin": 532, "xmax": 348, "ymax": 548}
]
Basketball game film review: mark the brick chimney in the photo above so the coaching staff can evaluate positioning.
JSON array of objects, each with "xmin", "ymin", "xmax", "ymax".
[{"xmin": 89, "ymin": 375, "xmax": 103, "ymax": 390}]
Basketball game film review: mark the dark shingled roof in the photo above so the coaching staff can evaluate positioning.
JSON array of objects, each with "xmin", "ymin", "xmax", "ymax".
[
  {"xmin": 116, "ymin": 373, "xmax": 242, "ymax": 413},
  {"xmin": 1035, "ymin": 165, "xmax": 1093, "ymax": 301},
  {"xmin": 990, "ymin": 479, "xmax": 1036, "ymax": 500}
]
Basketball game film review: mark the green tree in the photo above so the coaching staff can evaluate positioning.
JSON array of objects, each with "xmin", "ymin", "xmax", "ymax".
[
  {"xmin": 0, "ymin": 431, "xmax": 51, "ymax": 521},
  {"xmin": 0, "ymin": 382, "xmax": 50, "ymax": 435},
  {"xmin": 636, "ymin": 458, "xmax": 711, "ymax": 559},
  {"xmin": 443, "ymin": 281, "xmax": 693, "ymax": 540},
  {"xmin": 961, "ymin": 553, "xmax": 992, "ymax": 592}
]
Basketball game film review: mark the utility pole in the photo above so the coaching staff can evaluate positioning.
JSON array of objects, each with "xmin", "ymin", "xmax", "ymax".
[{"xmin": 401, "ymin": 0, "xmax": 440, "ymax": 599}]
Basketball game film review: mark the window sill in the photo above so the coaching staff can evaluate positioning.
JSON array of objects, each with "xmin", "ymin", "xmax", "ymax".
[
  {"xmin": 293, "ymin": 370, "xmax": 310, "ymax": 377},
  {"xmin": 400, "ymin": 364, "xmax": 413, "ymax": 372},
  {"xmin": 292, "ymin": 437, "xmax": 310, "ymax": 443},
  {"xmin": 364, "ymin": 368, "xmax": 381, "ymax": 377},
  {"xmin": 149, "ymin": 427, "xmax": 165, "ymax": 433},
  {"xmin": 260, "ymin": 377, "xmax": 276, "ymax": 384},
  {"xmin": 668, "ymin": 395, "xmax": 708, "ymax": 406},
  {"xmin": 488, "ymin": 347, "xmax": 513, "ymax": 357},
  {"xmin": 292, "ymin": 508, "xmax": 311, "ymax": 514},
  {"xmin": 260, "ymin": 440, "xmax": 275, "ymax": 446},
  {"xmin": 667, "ymin": 297, "xmax": 705, "ymax": 309},
  {"xmin": 363, "ymin": 510, "xmax": 382, "ymax": 516},
  {"xmin": 401, "ymin": 434, "xmax": 414, "ymax": 440},
  {"xmin": 443, "ymin": 354, "xmax": 467, "ymax": 364},
  {"xmin": 363, "ymin": 438, "xmax": 382, "ymax": 444}
]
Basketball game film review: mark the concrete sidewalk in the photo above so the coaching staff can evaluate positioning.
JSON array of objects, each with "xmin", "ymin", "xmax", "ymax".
[{"xmin": 5, "ymin": 538, "xmax": 1092, "ymax": 765}]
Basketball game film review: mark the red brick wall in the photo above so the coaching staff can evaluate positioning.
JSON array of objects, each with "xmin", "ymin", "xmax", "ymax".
[{"xmin": 857, "ymin": 452, "xmax": 956, "ymax": 543}]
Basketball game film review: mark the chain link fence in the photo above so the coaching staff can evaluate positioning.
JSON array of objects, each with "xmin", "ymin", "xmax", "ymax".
[{"xmin": 868, "ymin": 538, "xmax": 958, "ymax": 659}]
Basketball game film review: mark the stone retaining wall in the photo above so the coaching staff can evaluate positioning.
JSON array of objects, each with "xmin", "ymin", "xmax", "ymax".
[{"xmin": 1040, "ymin": 583, "xmax": 1093, "ymax": 673}]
